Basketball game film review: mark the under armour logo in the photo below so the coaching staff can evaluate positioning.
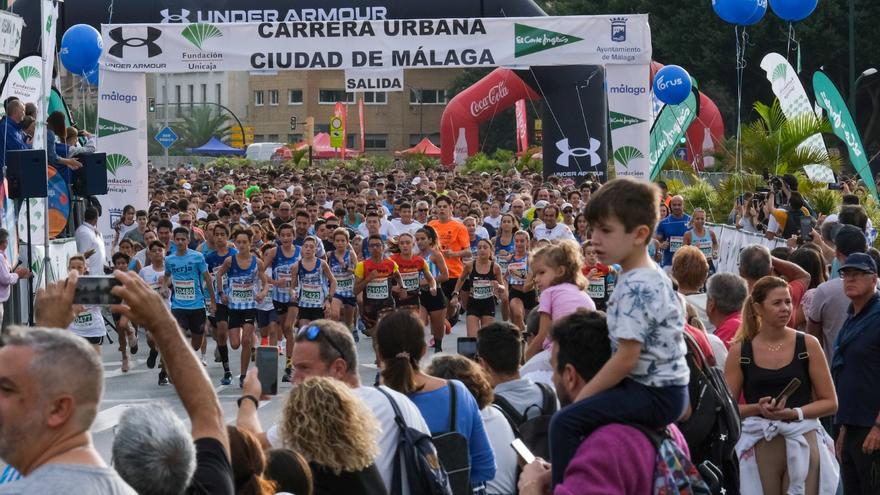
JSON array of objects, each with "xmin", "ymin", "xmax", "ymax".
[
  {"xmin": 555, "ymin": 138, "xmax": 601, "ymax": 167},
  {"xmin": 108, "ymin": 27, "xmax": 162, "ymax": 58},
  {"xmin": 160, "ymin": 9, "xmax": 190, "ymax": 23}
]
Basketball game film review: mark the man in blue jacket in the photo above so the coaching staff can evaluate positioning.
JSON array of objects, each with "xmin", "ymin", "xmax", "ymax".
[{"xmin": 0, "ymin": 98, "xmax": 31, "ymax": 167}]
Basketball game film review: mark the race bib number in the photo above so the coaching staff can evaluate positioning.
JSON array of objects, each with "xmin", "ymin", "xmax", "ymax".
[
  {"xmin": 508, "ymin": 261, "xmax": 526, "ymax": 285},
  {"xmin": 472, "ymin": 280, "xmax": 494, "ymax": 299},
  {"xmin": 587, "ymin": 279, "xmax": 606, "ymax": 299},
  {"xmin": 300, "ymin": 283, "xmax": 323, "ymax": 306},
  {"xmin": 73, "ymin": 311, "xmax": 94, "ymax": 327},
  {"xmin": 173, "ymin": 280, "xmax": 196, "ymax": 301},
  {"xmin": 497, "ymin": 257, "xmax": 509, "ymax": 275},
  {"xmin": 400, "ymin": 271, "xmax": 420, "ymax": 292},
  {"xmin": 669, "ymin": 236, "xmax": 683, "ymax": 253},
  {"xmin": 230, "ymin": 280, "xmax": 254, "ymax": 305},
  {"xmin": 336, "ymin": 274, "xmax": 354, "ymax": 292},
  {"xmin": 274, "ymin": 266, "xmax": 291, "ymax": 285},
  {"xmin": 696, "ymin": 240, "xmax": 713, "ymax": 258},
  {"xmin": 366, "ymin": 279, "xmax": 390, "ymax": 300}
]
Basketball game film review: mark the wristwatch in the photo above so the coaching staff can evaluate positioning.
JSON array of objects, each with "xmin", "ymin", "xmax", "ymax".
[{"xmin": 237, "ymin": 395, "xmax": 259, "ymax": 409}]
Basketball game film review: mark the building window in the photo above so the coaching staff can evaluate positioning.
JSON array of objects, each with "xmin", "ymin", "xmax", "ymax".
[
  {"xmin": 410, "ymin": 89, "xmax": 448, "ymax": 105},
  {"xmin": 288, "ymin": 133, "xmax": 302, "ymax": 143},
  {"xmin": 254, "ymin": 134, "xmax": 265, "ymax": 142},
  {"xmin": 254, "ymin": 90, "xmax": 265, "ymax": 106},
  {"xmin": 410, "ymin": 133, "xmax": 442, "ymax": 146},
  {"xmin": 175, "ymin": 85, "xmax": 181, "ymax": 104},
  {"xmin": 267, "ymin": 134, "xmax": 279, "ymax": 142},
  {"xmin": 347, "ymin": 133, "xmax": 387, "ymax": 150},
  {"xmin": 288, "ymin": 89, "xmax": 303, "ymax": 105},
  {"xmin": 216, "ymin": 83, "xmax": 222, "ymax": 104},
  {"xmin": 269, "ymin": 90, "xmax": 279, "ymax": 106},
  {"xmin": 200, "ymin": 84, "xmax": 207, "ymax": 103},
  {"xmin": 188, "ymin": 85, "xmax": 194, "ymax": 106},
  {"xmin": 318, "ymin": 89, "xmax": 354, "ymax": 104},
  {"xmin": 362, "ymin": 92, "xmax": 387, "ymax": 105}
]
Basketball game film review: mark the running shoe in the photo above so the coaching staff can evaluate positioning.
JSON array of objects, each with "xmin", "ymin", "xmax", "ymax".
[
  {"xmin": 352, "ymin": 329, "xmax": 360, "ymax": 343},
  {"xmin": 128, "ymin": 327, "xmax": 138, "ymax": 355},
  {"xmin": 158, "ymin": 371, "xmax": 169, "ymax": 386},
  {"xmin": 146, "ymin": 349, "xmax": 158, "ymax": 369},
  {"xmin": 221, "ymin": 372, "xmax": 233, "ymax": 386},
  {"xmin": 200, "ymin": 353, "xmax": 207, "ymax": 366},
  {"xmin": 282, "ymin": 367, "xmax": 292, "ymax": 383}
]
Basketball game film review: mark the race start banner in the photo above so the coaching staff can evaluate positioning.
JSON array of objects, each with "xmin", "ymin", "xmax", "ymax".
[
  {"xmin": 100, "ymin": 15, "xmax": 651, "ymax": 72},
  {"xmin": 344, "ymin": 67, "xmax": 404, "ymax": 92},
  {"xmin": 96, "ymin": 70, "xmax": 149, "ymax": 252},
  {"xmin": 760, "ymin": 52, "xmax": 834, "ymax": 183}
]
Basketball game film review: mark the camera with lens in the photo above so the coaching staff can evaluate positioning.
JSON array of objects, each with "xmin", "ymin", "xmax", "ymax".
[{"xmin": 768, "ymin": 176, "xmax": 784, "ymax": 191}]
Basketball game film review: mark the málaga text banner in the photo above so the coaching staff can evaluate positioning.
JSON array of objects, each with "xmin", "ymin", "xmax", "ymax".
[{"xmin": 100, "ymin": 15, "xmax": 651, "ymax": 72}]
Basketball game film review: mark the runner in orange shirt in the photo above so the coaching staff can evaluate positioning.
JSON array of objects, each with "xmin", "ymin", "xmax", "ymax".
[{"xmin": 429, "ymin": 195, "xmax": 470, "ymax": 323}]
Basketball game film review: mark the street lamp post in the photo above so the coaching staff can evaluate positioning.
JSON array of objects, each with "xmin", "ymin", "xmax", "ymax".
[{"xmin": 852, "ymin": 67, "xmax": 878, "ymax": 125}]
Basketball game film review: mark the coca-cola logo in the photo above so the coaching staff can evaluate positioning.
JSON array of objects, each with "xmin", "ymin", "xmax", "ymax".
[{"xmin": 470, "ymin": 81, "xmax": 509, "ymax": 117}]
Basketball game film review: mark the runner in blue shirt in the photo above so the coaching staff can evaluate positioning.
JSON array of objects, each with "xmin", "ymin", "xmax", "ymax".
[
  {"xmin": 261, "ymin": 223, "xmax": 301, "ymax": 382},
  {"xmin": 204, "ymin": 223, "xmax": 237, "ymax": 377},
  {"xmin": 214, "ymin": 230, "xmax": 269, "ymax": 387},
  {"xmin": 655, "ymin": 195, "xmax": 691, "ymax": 270},
  {"xmin": 161, "ymin": 227, "xmax": 214, "ymax": 386}
]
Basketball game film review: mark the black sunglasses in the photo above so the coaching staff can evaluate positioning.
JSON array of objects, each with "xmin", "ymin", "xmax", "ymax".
[{"xmin": 298, "ymin": 324, "xmax": 347, "ymax": 364}]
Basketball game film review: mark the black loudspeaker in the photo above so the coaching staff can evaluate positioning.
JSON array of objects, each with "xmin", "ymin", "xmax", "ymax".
[
  {"xmin": 6, "ymin": 149, "xmax": 48, "ymax": 199},
  {"xmin": 73, "ymin": 153, "xmax": 108, "ymax": 196}
]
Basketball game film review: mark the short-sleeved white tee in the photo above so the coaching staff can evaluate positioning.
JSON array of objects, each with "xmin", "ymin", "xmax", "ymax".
[{"xmin": 606, "ymin": 266, "xmax": 689, "ymax": 387}]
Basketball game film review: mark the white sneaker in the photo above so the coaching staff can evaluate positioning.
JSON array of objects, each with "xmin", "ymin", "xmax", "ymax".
[{"xmin": 200, "ymin": 354, "xmax": 207, "ymax": 366}]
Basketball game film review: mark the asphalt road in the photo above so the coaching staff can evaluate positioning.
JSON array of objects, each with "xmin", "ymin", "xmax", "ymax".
[{"xmin": 90, "ymin": 317, "xmax": 470, "ymax": 460}]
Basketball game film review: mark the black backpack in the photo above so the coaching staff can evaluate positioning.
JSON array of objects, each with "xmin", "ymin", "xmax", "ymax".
[
  {"xmin": 492, "ymin": 382, "xmax": 558, "ymax": 460},
  {"xmin": 430, "ymin": 382, "xmax": 472, "ymax": 495},
  {"xmin": 375, "ymin": 386, "xmax": 453, "ymax": 495},
  {"xmin": 677, "ymin": 331, "xmax": 741, "ymax": 494}
]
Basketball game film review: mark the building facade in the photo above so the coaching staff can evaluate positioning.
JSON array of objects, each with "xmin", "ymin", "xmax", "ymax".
[{"xmin": 247, "ymin": 68, "xmax": 460, "ymax": 153}]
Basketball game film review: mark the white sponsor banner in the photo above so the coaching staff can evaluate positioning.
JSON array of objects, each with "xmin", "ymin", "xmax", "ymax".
[
  {"xmin": 344, "ymin": 67, "xmax": 403, "ymax": 92},
  {"xmin": 606, "ymin": 64, "xmax": 652, "ymax": 180},
  {"xmin": 0, "ymin": 12, "xmax": 23, "ymax": 62},
  {"xmin": 760, "ymin": 53, "xmax": 834, "ymax": 183},
  {"xmin": 100, "ymin": 15, "xmax": 651, "ymax": 72},
  {"xmin": 96, "ymin": 70, "xmax": 149, "ymax": 252},
  {"xmin": 708, "ymin": 223, "xmax": 785, "ymax": 274}
]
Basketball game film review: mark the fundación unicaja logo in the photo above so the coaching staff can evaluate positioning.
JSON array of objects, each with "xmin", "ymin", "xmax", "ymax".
[
  {"xmin": 613, "ymin": 146, "xmax": 645, "ymax": 171},
  {"xmin": 772, "ymin": 63, "xmax": 787, "ymax": 82},
  {"xmin": 181, "ymin": 23, "xmax": 222, "ymax": 50},
  {"xmin": 514, "ymin": 24, "xmax": 582, "ymax": 58},
  {"xmin": 17, "ymin": 66, "xmax": 40, "ymax": 83},
  {"xmin": 106, "ymin": 154, "xmax": 133, "ymax": 176}
]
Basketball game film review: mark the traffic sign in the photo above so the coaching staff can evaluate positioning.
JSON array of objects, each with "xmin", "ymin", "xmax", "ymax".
[
  {"xmin": 329, "ymin": 116, "xmax": 344, "ymax": 148},
  {"xmin": 155, "ymin": 126, "xmax": 179, "ymax": 149}
]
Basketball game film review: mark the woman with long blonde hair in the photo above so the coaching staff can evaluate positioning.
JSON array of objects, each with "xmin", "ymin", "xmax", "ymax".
[
  {"xmin": 279, "ymin": 376, "xmax": 385, "ymax": 495},
  {"xmin": 724, "ymin": 276, "xmax": 838, "ymax": 494}
]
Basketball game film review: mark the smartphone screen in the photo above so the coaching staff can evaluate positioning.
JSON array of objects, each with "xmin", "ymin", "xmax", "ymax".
[
  {"xmin": 457, "ymin": 337, "xmax": 477, "ymax": 360},
  {"xmin": 255, "ymin": 346, "xmax": 279, "ymax": 395},
  {"xmin": 510, "ymin": 438, "xmax": 536, "ymax": 465},
  {"xmin": 73, "ymin": 276, "xmax": 123, "ymax": 305},
  {"xmin": 774, "ymin": 377, "xmax": 801, "ymax": 405},
  {"xmin": 799, "ymin": 217, "xmax": 813, "ymax": 239}
]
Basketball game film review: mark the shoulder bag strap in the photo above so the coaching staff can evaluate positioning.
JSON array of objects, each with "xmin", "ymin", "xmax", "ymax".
[
  {"xmin": 447, "ymin": 381, "xmax": 457, "ymax": 433},
  {"xmin": 374, "ymin": 386, "xmax": 406, "ymax": 495},
  {"xmin": 536, "ymin": 382, "xmax": 557, "ymax": 414},
  {"xmin": 492, "ymin": 394, "xmax": 524, "ymax": 425}
]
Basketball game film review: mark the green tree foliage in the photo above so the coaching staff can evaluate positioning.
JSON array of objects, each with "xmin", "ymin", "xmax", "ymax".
[
  {"xmin": 69, "ymin": 103, "xmax": 97, "ymax": 134},
  {"xmin": 177, "ymin": 106, "xmax": 232, "ymax": 151}
]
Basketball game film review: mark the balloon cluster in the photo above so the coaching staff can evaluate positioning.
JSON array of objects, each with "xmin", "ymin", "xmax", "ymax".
[
  {"xmin": 712, "ymin": 0, "xmax": 818, "ymax": 25},
  {"xmin": 59, "ymin": 24, "xmax": 103, "ymax": 86}
]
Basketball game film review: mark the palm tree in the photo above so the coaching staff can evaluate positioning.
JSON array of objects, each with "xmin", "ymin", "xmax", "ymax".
[
  {"xmin": 176, "ymin": 106, "xmax": 232, "ymax": 150},
  {"xmin": 714, "ymin": 100, "xmax": 841, "ymax": 177}
]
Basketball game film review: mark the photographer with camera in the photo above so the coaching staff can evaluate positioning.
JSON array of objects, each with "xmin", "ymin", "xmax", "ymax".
[{"xmin": 765, "ymin": 179, "xmax": 815, "ymax": 241}]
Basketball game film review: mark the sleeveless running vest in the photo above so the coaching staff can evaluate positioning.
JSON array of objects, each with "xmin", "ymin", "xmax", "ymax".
[
  {"xmin": 271, "ymin": 245, "xmax": 301, "ymax": 303},
  {"xmin": 296, "ymin": 259, "xmax": 327, "ymax": 309},
  {"xmin": 329, "ymin": 250, "xmax": 355, "ymax": 298},
  {"xmin": 227, "ymin": 255, "xmax": 259, "ymax": 310}
]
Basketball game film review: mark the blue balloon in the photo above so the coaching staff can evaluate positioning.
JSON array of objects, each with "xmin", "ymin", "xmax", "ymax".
[
  {"xmin": 60, "ymin": 24, "xmax": 103, "ymax": 76},
  {"xmin": 742, "ymin": 0, "xmax": 768, "ymax": 26},
  {"xmin": 713, "ymin": 0, "xmax": 761, "ymax": 25},
  {"xmin": 769, "ymin": 0, "xmax": 818, "ymax": 22},
  {"xmin": 84, "ymin": 64, "xmax": 99, "ymax": 86},
  {"xmin": 653, "ymin": 65, "xmax": 693, "ymax": 106}
]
